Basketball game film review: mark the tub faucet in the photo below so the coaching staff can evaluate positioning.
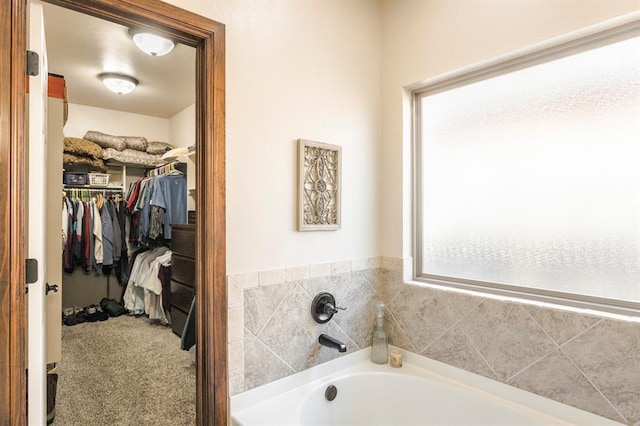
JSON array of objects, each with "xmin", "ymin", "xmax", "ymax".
[{"xmin": 319, "ymin": 334, "xmax": 347, "ymax": 353}]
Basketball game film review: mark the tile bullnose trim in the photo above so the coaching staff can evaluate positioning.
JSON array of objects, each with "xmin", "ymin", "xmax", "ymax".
[
  {"xmin": 258, "ymin": 269, "xmax": 286, "ymax": 286},
  {"xmin": 230, "ymin": 256, "xmax": 388, "ymax": 283}
]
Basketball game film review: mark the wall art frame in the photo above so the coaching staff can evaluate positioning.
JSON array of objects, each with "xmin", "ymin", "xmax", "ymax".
[{"xmin": 298, "ymin": 139, "xmax": 342, "ymax": 231}]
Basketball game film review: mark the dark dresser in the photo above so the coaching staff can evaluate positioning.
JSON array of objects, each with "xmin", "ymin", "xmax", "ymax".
[{"xmin": 170, "ymin": 224, "xmax": 195, "ymax": 337}]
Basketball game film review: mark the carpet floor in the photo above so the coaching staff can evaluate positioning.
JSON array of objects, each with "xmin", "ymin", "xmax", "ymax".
[{"xmin": 53, "ymin": 315, "xmax": 196, "ymax": 425}]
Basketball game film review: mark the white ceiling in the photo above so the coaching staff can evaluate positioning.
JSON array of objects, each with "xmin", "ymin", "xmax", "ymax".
[{"xmin": 42, "ymin": 3, "xmax": 196, "ymax": 119}]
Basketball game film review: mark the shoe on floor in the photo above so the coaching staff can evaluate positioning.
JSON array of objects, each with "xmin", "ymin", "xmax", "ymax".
[
  {"xmin": 62, "ymin": 308, "xmax": 76, "ymax": 326},
  {"xmin": 85, "ymin": 305, "xmax": 99, "ymax": 322},
  {"xmin": 100, "ymin": 298, "xmax": 126, "ymax": 317},
  {"xmin": 74, "ymin": 308, "xmax": 87, "ymax": 324}
]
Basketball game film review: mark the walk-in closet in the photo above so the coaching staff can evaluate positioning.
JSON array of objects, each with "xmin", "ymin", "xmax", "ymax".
[{"xmin": 36, "ymin": 3, "xmax": 198, "ymax": 423}]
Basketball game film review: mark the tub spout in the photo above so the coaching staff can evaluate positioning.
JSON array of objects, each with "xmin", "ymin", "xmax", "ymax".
[{"xmin": 319, "ymin": 334, "xmax": 347, "ymax": 353}]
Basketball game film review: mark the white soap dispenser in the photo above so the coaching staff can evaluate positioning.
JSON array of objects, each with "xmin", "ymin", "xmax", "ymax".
[{"xmin": 371, "ymin": 302, "xmax": 389, "ymax": 364}]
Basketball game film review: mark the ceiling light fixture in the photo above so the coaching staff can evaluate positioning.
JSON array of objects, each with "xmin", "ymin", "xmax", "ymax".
[
  {"xmin": 99, "ymin": 73, "xmax": 139, "ymax": 95},
  {"xmin": 128, "ymin": 28, "xmax": 175, "ymax": 57}
]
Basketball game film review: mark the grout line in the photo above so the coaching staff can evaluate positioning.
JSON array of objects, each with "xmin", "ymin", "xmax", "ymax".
[
  {"xmin": 457, "ymin": 325, "xmax": 500, "ymax": 379},
  {"xmin": 419, "ymin": 321, "xmax": 457, "ymax": 354},
  {"xmin": 254, "ymin": 282, "xmax": 295, "ymax": 337},
  {"xmin": 521, "ymin": 304, "xmax": 562, "ymax": 351},
  {"xmin": 503, "ymin": 305, "xmax": 560, "ymax": 383},
  {"xmin": 253, "ymin": 332, "xmax": 296, "ymax": 373},
  {"xmin": 559, "ymin": 345, "xmax": 629, "ymax": 424},
  {"xmin": 366, "ymin": 277, "xmax": 384, "ymax": 303},
  {"xmin": 386, "ymin": 308, "xmax": 417, "ymax": 353},
  {"xmin": 385, "ymin": 275, "xmax": 408, "ymax": 306},
  {"xmin": 335, "ymin": 272, "xmax": 357, "ymax": 307},
  {"xmin": 506, "ymin": 349, "xmax": 556, "ymax": 383},
  {"xmin": 331, "ymin": 320, "xmax": 361, "ymax": 350},
  {"xmin": 386, "ymin": 279, "xmax": 405, "ymax": 306},
  {"xmin": 559, "ymin": 318, "xmax": 604, "ymax": 347},
  {"xmin": 420, "ymin": 294, "xmax": 486, "ymax": 354}
]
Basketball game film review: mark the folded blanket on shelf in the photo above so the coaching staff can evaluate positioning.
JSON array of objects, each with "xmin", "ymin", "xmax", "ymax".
[
  {"xmin": 123, "ymin": 136, "xmax": 148, "ymax": 152},
  {"xmin": 63, "ymin": 153, "xmax": 107, "ymax": 172},
  {"xmin": 63, "ymin": 137, "xmax": 103, "ymax": 160},
  {"xmin": 146, "ymin": 141, "xmax": 174, "ymax": 155},
  {"xmin": 84, "ymin": 131, "xmax": 127, "ymax": 151},
  {"xmin": 84, "ymin": 130, "xmax": 152, "ymax": 152},
  {"xmin": 103, "ymin": 148, "xmax": 163, "ymax": 167}
]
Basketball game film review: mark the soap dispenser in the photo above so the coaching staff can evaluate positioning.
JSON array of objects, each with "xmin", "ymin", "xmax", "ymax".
[{"xmin": 371, "ymin": 302, "xmax": 388, "ymax": 364}]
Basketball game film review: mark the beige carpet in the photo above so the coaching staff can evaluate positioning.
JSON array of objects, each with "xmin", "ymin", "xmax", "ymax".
[{"xmin": 54, "ymin": 315, "xmax": 196, "ymax": 425}]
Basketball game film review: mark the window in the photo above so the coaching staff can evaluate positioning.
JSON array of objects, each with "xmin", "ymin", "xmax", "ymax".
[{"xmin": 413, "ymin": 17, "xmax": 640, "ymax": 315}]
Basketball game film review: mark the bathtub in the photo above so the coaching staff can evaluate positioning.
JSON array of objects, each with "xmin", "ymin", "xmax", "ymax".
[{"xmin": 231, "ymin": 347, "xmax": 620, "ymax": 426}]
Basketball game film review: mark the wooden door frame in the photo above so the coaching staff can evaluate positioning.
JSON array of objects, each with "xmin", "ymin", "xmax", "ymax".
[{"xmin": 0, "ymin": 0, "xmax": 226, "ymax": 424}]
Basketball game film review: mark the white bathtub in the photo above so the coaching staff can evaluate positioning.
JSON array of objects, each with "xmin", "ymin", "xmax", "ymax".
[{"xmin": 231, "ymin": 347, "xmax": 620, "ymax": 426}]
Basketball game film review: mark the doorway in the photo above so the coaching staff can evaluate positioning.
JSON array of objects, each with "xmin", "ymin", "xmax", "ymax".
[{"xmin": 0, "ymin": 0, "xmax": 226, "ymax": 424}]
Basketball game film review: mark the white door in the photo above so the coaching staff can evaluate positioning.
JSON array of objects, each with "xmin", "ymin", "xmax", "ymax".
[{"xmin": 27, "ymin": 1, "xmax": 48, "ymax": 424}]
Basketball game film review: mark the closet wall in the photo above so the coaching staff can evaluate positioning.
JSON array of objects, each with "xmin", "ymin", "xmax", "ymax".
[
  {"xmin": 61, "ymin": 103, "xmax": 193, "ymax": 310},
  {"xmin": 64, "ymin": 103, "xmax": 170, "ymax": 141},
  {"xmin": 169, "ymin": 103, "xmax": 196, "ymax": 211}
]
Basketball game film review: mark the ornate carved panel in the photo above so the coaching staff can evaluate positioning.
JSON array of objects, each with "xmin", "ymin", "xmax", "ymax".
[{"xmin": 298, "ymin": 139, "xmax": 341, "ymax": 231}]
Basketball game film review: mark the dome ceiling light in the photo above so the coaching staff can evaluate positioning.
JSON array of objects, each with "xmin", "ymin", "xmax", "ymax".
[
  {"xmin": 128, "ymin": 28, "xmax": 175, "ymax": 57},
  {"xmin": 99, "ymin": 73, "xmax": 139, "ymax": 95}
]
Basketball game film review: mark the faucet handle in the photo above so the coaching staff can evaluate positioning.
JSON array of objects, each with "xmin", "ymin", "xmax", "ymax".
[
  {"xmin": 312, "ymin": 292, "xmax": 345, "ymax": 323},
  {"xmin": 323, "ymin": 303, "xmax": 347, "ymax": 315}
]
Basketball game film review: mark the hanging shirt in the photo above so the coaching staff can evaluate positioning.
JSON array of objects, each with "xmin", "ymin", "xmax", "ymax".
[
  {"xmin": 149, "ymin": 174, "xmax": 187, "ymax": 239},
  {"xmin": 100, "ymin": 202, "xmax": 114, "ymax": 270},
  {"xmin": 62, "ymin": 198, "xmax": 75, "ymax": 273},
  {"xmin": 149, "ymin": 206, "xmax": 164, "ymax": 240},
  {"xmin": 83, "ymin": 201, "xmax": 92, "ymax": 270},
  {"xmin": 106, "ymin": 200, "xmax": 121, "ymax": 262},
  {"xmin": 138, "ymin": 178, "xmax": 154, "ymax": 242},
  {"xmin": 92, "ymin": 200, "xmax": 103, "ymax": 266},
  {"xmin": 62, "ymin": 198, "xmax": 68, "ymax": 250},
  {"xmin": 76, "ymin": 200, "xmax": 84, "ymax": 240},
  {"xmin": 126, "ymin": 179, "xmax": 143, "ymax": 212}
]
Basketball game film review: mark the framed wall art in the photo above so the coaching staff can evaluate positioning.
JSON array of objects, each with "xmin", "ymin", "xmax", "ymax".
[{"xmin": 298, "ymin": 139, "xmax": 342, "ymax": 231}]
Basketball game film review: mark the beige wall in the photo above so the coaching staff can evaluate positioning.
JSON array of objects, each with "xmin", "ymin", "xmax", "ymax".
[
  {"xmin": 64, "ymin": 103, "xmax": 171, "ymax": 141},
  {"xmin": 165, "ymin": 0, "xmax": 383, "ymax": 275},
  {"xmin": 380, "ymin": 0, "xmax": 640, "ymax": 258},
  {"xmin": 169, "ymin": 103, "xmax": 195, "ymax": 148}
]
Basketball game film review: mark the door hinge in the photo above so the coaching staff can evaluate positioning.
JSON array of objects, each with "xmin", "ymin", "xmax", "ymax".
[
  {"xmin": 26, "ymin": 258, "xmax": 38, "ymax": 284},
  {"xmin": 26, "ymin": 50, "xmax": 39, "ymax": 76}
]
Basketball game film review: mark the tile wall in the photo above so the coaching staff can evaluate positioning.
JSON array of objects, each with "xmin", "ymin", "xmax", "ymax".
[{"xmin": 228, "ymin": 257, "xmax": 640, "ymax": 425}]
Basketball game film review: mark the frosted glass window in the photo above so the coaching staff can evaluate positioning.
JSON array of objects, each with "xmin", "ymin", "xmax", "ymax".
[{"xmin": 416, "ymin": 33, "xmax": 640, "ymax": 308}]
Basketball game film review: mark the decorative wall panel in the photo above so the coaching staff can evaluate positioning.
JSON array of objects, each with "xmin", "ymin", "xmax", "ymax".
[{"xmin": 298, "ymin": 139, "xmax": 341, "ymax": 231}]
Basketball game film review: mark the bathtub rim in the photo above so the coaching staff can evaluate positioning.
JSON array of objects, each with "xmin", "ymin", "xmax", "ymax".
[{"xmin": 231, "ymin": 346, "xmax": 622, "ymax": 426}]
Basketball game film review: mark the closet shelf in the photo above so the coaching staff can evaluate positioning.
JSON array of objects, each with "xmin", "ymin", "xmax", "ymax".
[{"xmin": 63, "ymin": 184, "xmax": 123, "ymax": 190}]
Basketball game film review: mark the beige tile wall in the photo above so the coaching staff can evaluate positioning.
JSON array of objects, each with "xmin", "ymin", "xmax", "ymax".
[{"xmin": 228, "ymin": 258, "xmax": 640, "ymax": 425}]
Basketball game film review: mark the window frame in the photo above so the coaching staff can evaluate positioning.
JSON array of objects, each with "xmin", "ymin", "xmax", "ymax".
[{"xmin": 411, "ymin": 13, "xmax": 640, "ymax": 317}]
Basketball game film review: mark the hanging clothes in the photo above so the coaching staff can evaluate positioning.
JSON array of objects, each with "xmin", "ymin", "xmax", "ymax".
[
  {"xmin": 123, "ymin": 246, "xmax": 171, "ymax": 322},
  {"xmin": 106, "ymin": 199, "xmax": 122, "ymax": 263},
  {"xmin": 61, "ymin": 191, "xmax": 126, "ymax": 277},
  {"xmin": 149, "ymin": 173, "xmax": 187, "ymax": 240},
  {"xmin": 100, "ymin": 199, "xmax": 114, "ymax": 274},
  {"xmin": 115, "ymin": 199, "xmax": 130, "ymax": 286},
  {"xmin": 124, "ymin": 169, "xmax": 187, "ymax": 245}
]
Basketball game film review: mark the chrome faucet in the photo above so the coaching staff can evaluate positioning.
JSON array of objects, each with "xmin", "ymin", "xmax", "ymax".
[{"xmin": 318, "ymin": 334, "xmax": 347, "ymax": 353}]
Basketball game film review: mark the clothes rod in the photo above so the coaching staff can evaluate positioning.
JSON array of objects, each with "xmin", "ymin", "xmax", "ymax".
[{"xmin": 146, "ymin": 160, "xmax": 187, "ymax": 177}]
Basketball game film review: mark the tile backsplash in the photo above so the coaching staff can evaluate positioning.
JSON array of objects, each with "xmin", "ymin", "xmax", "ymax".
[{"xmin": 228, "ymin": 257, "xmax": 640, "ymax": 425}]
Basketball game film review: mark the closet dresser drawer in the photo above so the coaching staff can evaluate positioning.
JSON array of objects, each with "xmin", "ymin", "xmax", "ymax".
[
  {"xmin": 170, "ymin": 223, "xmax": 195, "ymax": 338},
  {"xmin": 171, "ymin": 224, "xmax": 195, "ymax": 258},
  {"xmin": 170, "ymin": 280, "xmax": 194, "ymax": 313},
  {"xmin": 171, "ymin": 255, "xmax": 195, "ymax": 287},
  {"xmin": 171, "ymin": 307, "xmax": 189, "ymax": 337}
]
